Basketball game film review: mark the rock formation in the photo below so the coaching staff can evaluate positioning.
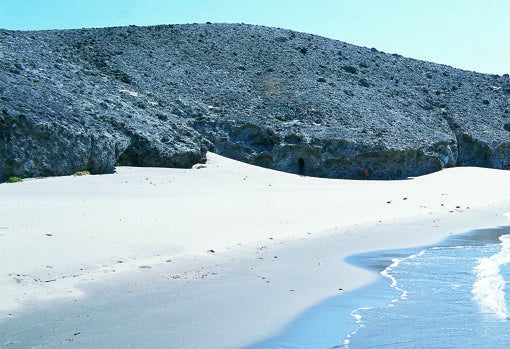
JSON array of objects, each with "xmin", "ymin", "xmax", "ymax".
[{"xmin": 1, "ymin": 23, "xmax": 509, "ymax": 180}]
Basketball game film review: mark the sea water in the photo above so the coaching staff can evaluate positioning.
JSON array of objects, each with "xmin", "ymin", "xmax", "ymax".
[
  {"xmin": 344, "ymin": 229, "xmax": 510, "ymax": 348},
  {"xmin": 249, "ymin": 227, "xmax": 510, "ymax": 349}
]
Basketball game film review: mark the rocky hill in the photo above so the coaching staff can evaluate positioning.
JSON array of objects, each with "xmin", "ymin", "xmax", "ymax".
[{"xmin": 1, "ymin": 23, "xmax": 509, "ymax": 180}]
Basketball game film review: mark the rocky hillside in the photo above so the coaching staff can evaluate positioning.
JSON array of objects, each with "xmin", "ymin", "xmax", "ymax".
[{"xmin": 1, "ymin": 23, "xmax": 509, "ymax": 180}]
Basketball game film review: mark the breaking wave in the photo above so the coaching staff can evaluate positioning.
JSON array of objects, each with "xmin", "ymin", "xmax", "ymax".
[{"xmin": 471, "ymin": 234, "xmax": 510, "ymax": 320}]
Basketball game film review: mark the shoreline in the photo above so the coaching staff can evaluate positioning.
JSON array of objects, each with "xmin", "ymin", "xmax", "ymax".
[
  {"xmin": 2, "ymin": 208, "xmax": 509, "ymax": 348},
  {"xmin": 2, "ymin": 153, "xmax": 510, "ymax": 347},
  {"xmin": 249, "ymin": 225, "xmax": 510, "ymax": 349}
]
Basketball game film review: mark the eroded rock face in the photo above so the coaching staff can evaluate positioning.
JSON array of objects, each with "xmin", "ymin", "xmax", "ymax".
[{"xmin": 1, "ymin": 23, "xmax": 509, "ymax": 180}]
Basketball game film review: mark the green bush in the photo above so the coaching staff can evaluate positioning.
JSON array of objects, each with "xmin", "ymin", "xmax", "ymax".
[
  {"xmin": 73, "ymin": 170, "xmax": 90, "ymax": 176},
  {"xmin": 7, "ymin": 176, "xmax": 22, "ymax": 183}
]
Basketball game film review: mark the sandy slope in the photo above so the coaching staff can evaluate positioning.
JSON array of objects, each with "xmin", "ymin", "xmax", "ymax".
[{"xmin": 1, "ymin": 152, "xmax": 510, "ymax": 347}]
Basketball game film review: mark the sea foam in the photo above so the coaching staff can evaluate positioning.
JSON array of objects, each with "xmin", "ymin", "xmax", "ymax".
[
  {"xmin": 343, "ymin": 251, "xmax": 425, "ymax": 348},
  {"xmin": 471, "ymin": 234, "xmax": 510, "ymax": 319}
]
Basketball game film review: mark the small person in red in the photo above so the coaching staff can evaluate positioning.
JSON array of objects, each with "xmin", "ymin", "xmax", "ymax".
[{"xmin": 363, "ymin": 167, "xmax": 370, "ymax": 180}]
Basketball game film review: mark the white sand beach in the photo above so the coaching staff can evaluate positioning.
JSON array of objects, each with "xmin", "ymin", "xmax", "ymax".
[{"xmin": 1, "ymin": 152, "xmax": 510, "ymax": 348}]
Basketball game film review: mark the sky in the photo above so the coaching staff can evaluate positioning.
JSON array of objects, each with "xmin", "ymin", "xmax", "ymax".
[{"xmin": 0, "ymin": 0, "xmax": 508, "ymax": 75}]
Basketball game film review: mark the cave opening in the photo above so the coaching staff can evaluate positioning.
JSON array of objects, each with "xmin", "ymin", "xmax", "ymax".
[{"xmin": 298, "ymin": 157, "xmax": 305, "ymax": 175}]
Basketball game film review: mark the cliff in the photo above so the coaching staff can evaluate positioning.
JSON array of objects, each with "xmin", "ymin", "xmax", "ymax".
[{"xmin": 1, "ymin": 23, "xmax": 509, "ymax": 180}]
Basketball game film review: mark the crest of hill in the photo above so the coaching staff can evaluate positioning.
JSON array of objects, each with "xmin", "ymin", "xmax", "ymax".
[{"xmin": 1, "ymin": 23, "xmax": 510, "ymax": 180}]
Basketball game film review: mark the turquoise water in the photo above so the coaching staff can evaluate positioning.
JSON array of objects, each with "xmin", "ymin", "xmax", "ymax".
[{"xmin": 250, "ymin": 227, "xmax": 510, "ymax": 349}]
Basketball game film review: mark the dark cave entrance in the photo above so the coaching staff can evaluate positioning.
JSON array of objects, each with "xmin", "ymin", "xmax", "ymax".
[{"xmin": 298, "ymin": 157, "xmax": 305, "ymax": 175}]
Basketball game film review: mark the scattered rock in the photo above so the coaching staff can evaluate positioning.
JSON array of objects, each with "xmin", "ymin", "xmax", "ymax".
[
  {"xmin": 358, "ymin": 78, "xmax": 371, "ymax": 87},
  {"xmin": 343, "ymin": 65, "xmax": 358, "ymax": 74}
]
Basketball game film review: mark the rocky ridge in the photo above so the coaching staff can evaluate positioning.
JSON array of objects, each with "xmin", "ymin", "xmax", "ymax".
[{"xmin": 1, "ymin": 23, "xmax": 510, "ymax": 180}]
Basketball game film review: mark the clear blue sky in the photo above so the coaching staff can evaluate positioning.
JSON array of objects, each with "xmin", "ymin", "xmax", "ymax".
[{"xmin": 0, "ymin": 0, "xmax": 508, "ymax": 75}]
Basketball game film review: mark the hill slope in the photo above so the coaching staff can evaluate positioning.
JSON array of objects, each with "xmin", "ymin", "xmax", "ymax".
[{"xmin": 1, "ymin": 23, "xmax": 510, "ymax": 180}]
